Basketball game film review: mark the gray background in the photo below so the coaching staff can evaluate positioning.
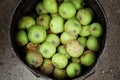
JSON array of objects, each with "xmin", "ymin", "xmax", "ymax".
[{"xmin": 0, "ymin": 0, "xmax": 120, "ymax": 80}]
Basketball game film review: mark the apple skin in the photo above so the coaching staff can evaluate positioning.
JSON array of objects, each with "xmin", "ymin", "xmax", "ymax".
[
  {"xmin": 80, "ymin": 50, "xmax": 96, "ymax": 66},
  {"xmin": 59, "ymin": 2, "xmax": 76, "ymax": 19},
  {"xmin": 53, "ymin": 68, "xmax": 67, "ymax": 80},
  {"xmin": 76, "ymin": 9, "xmax": 92, "ymax": 25},
  {"xmin": 50, "ymin": 15, "xmax": 64, "ymax": 33},
  {"xmin": 35, "ymin": 2, "xmax": 48, "ymax": 15},
  {"xmin": 43, "ymin": 0, "xmax": 58, "ymax": 13},
  {"xmin": 17, "ymin": 16, "xmax": 35, "ymax": 30},
  {"xmin": 71, "ymin": 57, "xmax": 80, "ymax": 64},
  {"xmin": 66, "ymin": 63, "xmax": 81, "ymax": 78},
  {"xmin": 80, "ymin": 25, "xmax": 90, "ymax": 37},
  {"xmin": 40, "ymin": 59, "xmax": 54, "ymax": 75},
  {"xmin": 77, "ymin": 37, "xmax": 87, "ymax": 47},
  {"xmin": 71, "ymin": 0, "xmax": 84, "ymax": 9},
  {"xmin": 45, "ymin": 34, "xmax": 60, "ymax": 47},
  {"xmin": 66, "ymin": 40, "xmax": 84, "ymax": 58},
  {"xmin": 60, "ymin": 32, "xmax": 77, "ymax": 45},
  {"xmin": 39, "ymin": 42, "xmax": 56, "ymax": 58},
  {"xmin": 64, "ymin": 0, "xmax": 84, "ymax": 9},
  {"xmin": 36, "ymin": 14, "xmax": 51, "ymax": 30},
  {"xmin": 64, "ymin": 17, "xmax": 82, "ymax": 36},
  {"xmin": 25, "ymin": 51, "xmax": 43, "ymax": 68},
  {"xmin": 28, "ymin": 25, "xmax": 46, "ymax": 44},
  {"xmin": 52, "ymin": 53, "xmax": 68, "ymax": 68},
  {"xmin": 90, "ymin": 22, "xmax": 103, "ymax": 38},
  {"xmin": 25, "ymin": 42, "xmax": 39, "ymax": 52},
  {"xmin": 57, "ymin": 45, "xmax": 71, "ymax": 59},
  {"xmin": 86, "ymin": 8, "xmax": 94, "ymax": 17},
  {"xmin": 16, "ymin": 30, "xmax": 28, "ymax": 46},
  {"xmin": 87, "ymin": 36, "xmax": 100, "ymax": 51}
]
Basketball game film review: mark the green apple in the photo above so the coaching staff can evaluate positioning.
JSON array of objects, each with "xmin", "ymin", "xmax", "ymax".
[
  {"xmin": 80, "ymin": 25, "xmax": 90, "ymax": 37},
  {"xmin": 64, "ymin": 17, "xmax": 81, "ymax": 36},
  {"xmin": 25, "ymin": 51, "xmax": 43, "ymax": 68},
  {"xmin": 76, "ymin": 9, "xmax": 92, "ymax": 25},
  {"xmin": 87, "ymin": 36, "xmax": 100, "ymax": 51},
  {"xmin": 66, "ymin": 63, "xmax": 81, "ymax": 78},
  {"xmin": 52, "ymin": 53, "xmax": 68, "ymax": 68},
  {"xmin": 80, "ymin": 50, "xmax": 96, "ymax": 66},
  {"xmin": 50, "ymin": 13, "xmax": 59, "ymax": 18},
  {"xmin": 66, "ymin": 40, "xmax": 84, "ymax": 58},
  {"xmin": 39, "ymin": 42, "xmax": 56, "ymax": 58},
  {"xmin": 86, "ymin": 8, "xmax": 94, "ymax": 17},
  {"xmin": 53, "ymin": 68, "xmax": 67, "ymax": 79},
  {"xmin": 17, "ymin": 16, "xmax": 35, "ymax": 30},
  {"xmin": 60, "ymin": 32, "xmax": 77, "ymax": 45},
  {"xmin": 16, "ymin": 30, "xmax": 28, "ymax": 46},
  {"xmin": 45, "ymin": 34, "xmax": 60, "ymax": 47},
  {"xmin": 77, "ymin": 37, "xmax": 87, "ymax": 47},
  {"xmin": 28, "ymin": 25, "xmax": 46, "ymax": 44},
  {"xmin": 40, "ymin": 59, "xmax": 54, "ymax": 75},
  {"xmin": 90, "ymin": 22, "xmax": 103, "ymax": 37},
  {"xmin": 36, "ymin": 14, "xmax": 51, "ymax": 30},
  {"xmin": 71, "ymin": 58, "xmax": 80, "ymax": 64},
  {"xmin": 59, "ymin": 2, "xmax": 76, "ymax": 19},
  {"xmin": 43, "ymin": 0, "xmax": 58, "ymax": 13},
  {"xmin": 35, "ymin": 2, "xmax": 48, "ymax": 15},
  {"xmin": 71, "ymin": 0, "xmax": 84, "ymax": 9},
  {"xmin": 57, "ymin": 45, "xmax": 71, "ymax": 59},
  {"xmin": 50, "ymin": 15, "xmax": 64, "ymax": 33}
]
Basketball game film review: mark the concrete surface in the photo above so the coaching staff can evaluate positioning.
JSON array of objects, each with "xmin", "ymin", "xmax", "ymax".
[{"xmin": 0, "ymin": 0, "xmax": 120, "ymax": 80}]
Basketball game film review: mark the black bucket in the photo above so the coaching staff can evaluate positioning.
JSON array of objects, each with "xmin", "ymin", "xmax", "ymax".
[{"xmin": 10, "ymin": 0, "xmax": 107, "ymax": 80}]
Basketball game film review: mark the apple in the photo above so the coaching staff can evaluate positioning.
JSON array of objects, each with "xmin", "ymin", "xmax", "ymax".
[
  {"xmin": 77, "ymin": 37, "xmax": 87, "ymax": 47},
  {"xmin": 66, "ymin": 40, "xmax": 84, "ymax": 58},
  {"xmin": 90, "ymin": 22, "xmax": 103, "ymax": 37},
  {"xmin": 16, "ymin": 30, "xmax": 28, "ymax": 46},
  {"xmin": 28, "ymin": 25, "xmax": 46, "ymax": 44},
  {"xmin": 39, "ymin": 42, "xmax": 56, "ymax": 58},
  {"xmin": 35, "ymin": 2, "xmax": 48, "ymax": 15},
  {"xmin": 50, "ymin": 13, "xmax": 59, "ymax": 18},
  {"xmin": 86, "ymin": 8, "xmax": 94, "ymax": 17},
  {"xmin": 45, "ymin": 34, "xmax": 60, "ymax": 47},
  {"xmin": 43, "ymin": 0, "xmax": 58, "ymax": 13},
  {"xmin": 71, "ymin": 58, "xmax": 80, "ymax": 64},
  {"xmin": 50, "ymin": 15, "xmax": 64, "ymax": 33},
  {"xmin": 80, "ymin": 50, "xmax": 96, "ymax": 66},
  {"xmin": 59, "ymin": 2, "xmax": 76, "ymax": 18},
  {"xmin": 17, "ymin": 16, "xmax": 35, "ymax": 29},
  {"xmin": 53, "ymin": 68, "xmax": 67, "ymax": 79},
  {"xmin": 80, "ymin": 25, "xmax": 90, "ymax": 37},
  {"xmin": 25, "ymin": 51, "xmax": 43, "ymax": 68},
  {"xmin": 25, "ymin": 42, "xmax": 39, "ymax": 52},
  {"xmin": 52, "ymin": 53, "xmax": 68, "ymax": 68},
  {"xmin": 36, "ymin": 14, "xmax": 51, "ymax": 30},
  {"xmin": 87, "ymin": 36, "xmax": 100, "ymax": 51},
  {"xmin": 66, "ymin": 63, "xmax": 81, "ymax": 78},
  {"xmin": 60, "ymin": 32, "xmax": 77, "ymax": 45},
  {"xmin": 40, "ymin": 59, "xmax": 54, "ymax": 75},
  {"xmin": 64, "ymin": 17, "xmax": 82, "ymax": 36},
  {"xmin": 71, "ymin": 0, "xmax": 84, "ymax": 9},
  {"xmin": 57, "ymin": 45, "xmax": 71, "ymax": 59},
  {"xmin": 76, "ymin": 9, "xmax": 92, "ymax": 25}
]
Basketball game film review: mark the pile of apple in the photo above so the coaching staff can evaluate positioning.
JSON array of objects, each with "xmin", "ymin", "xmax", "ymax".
[{"xmin": 15, "ymin": 0, "xmax": 103, "ymax": 79}]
